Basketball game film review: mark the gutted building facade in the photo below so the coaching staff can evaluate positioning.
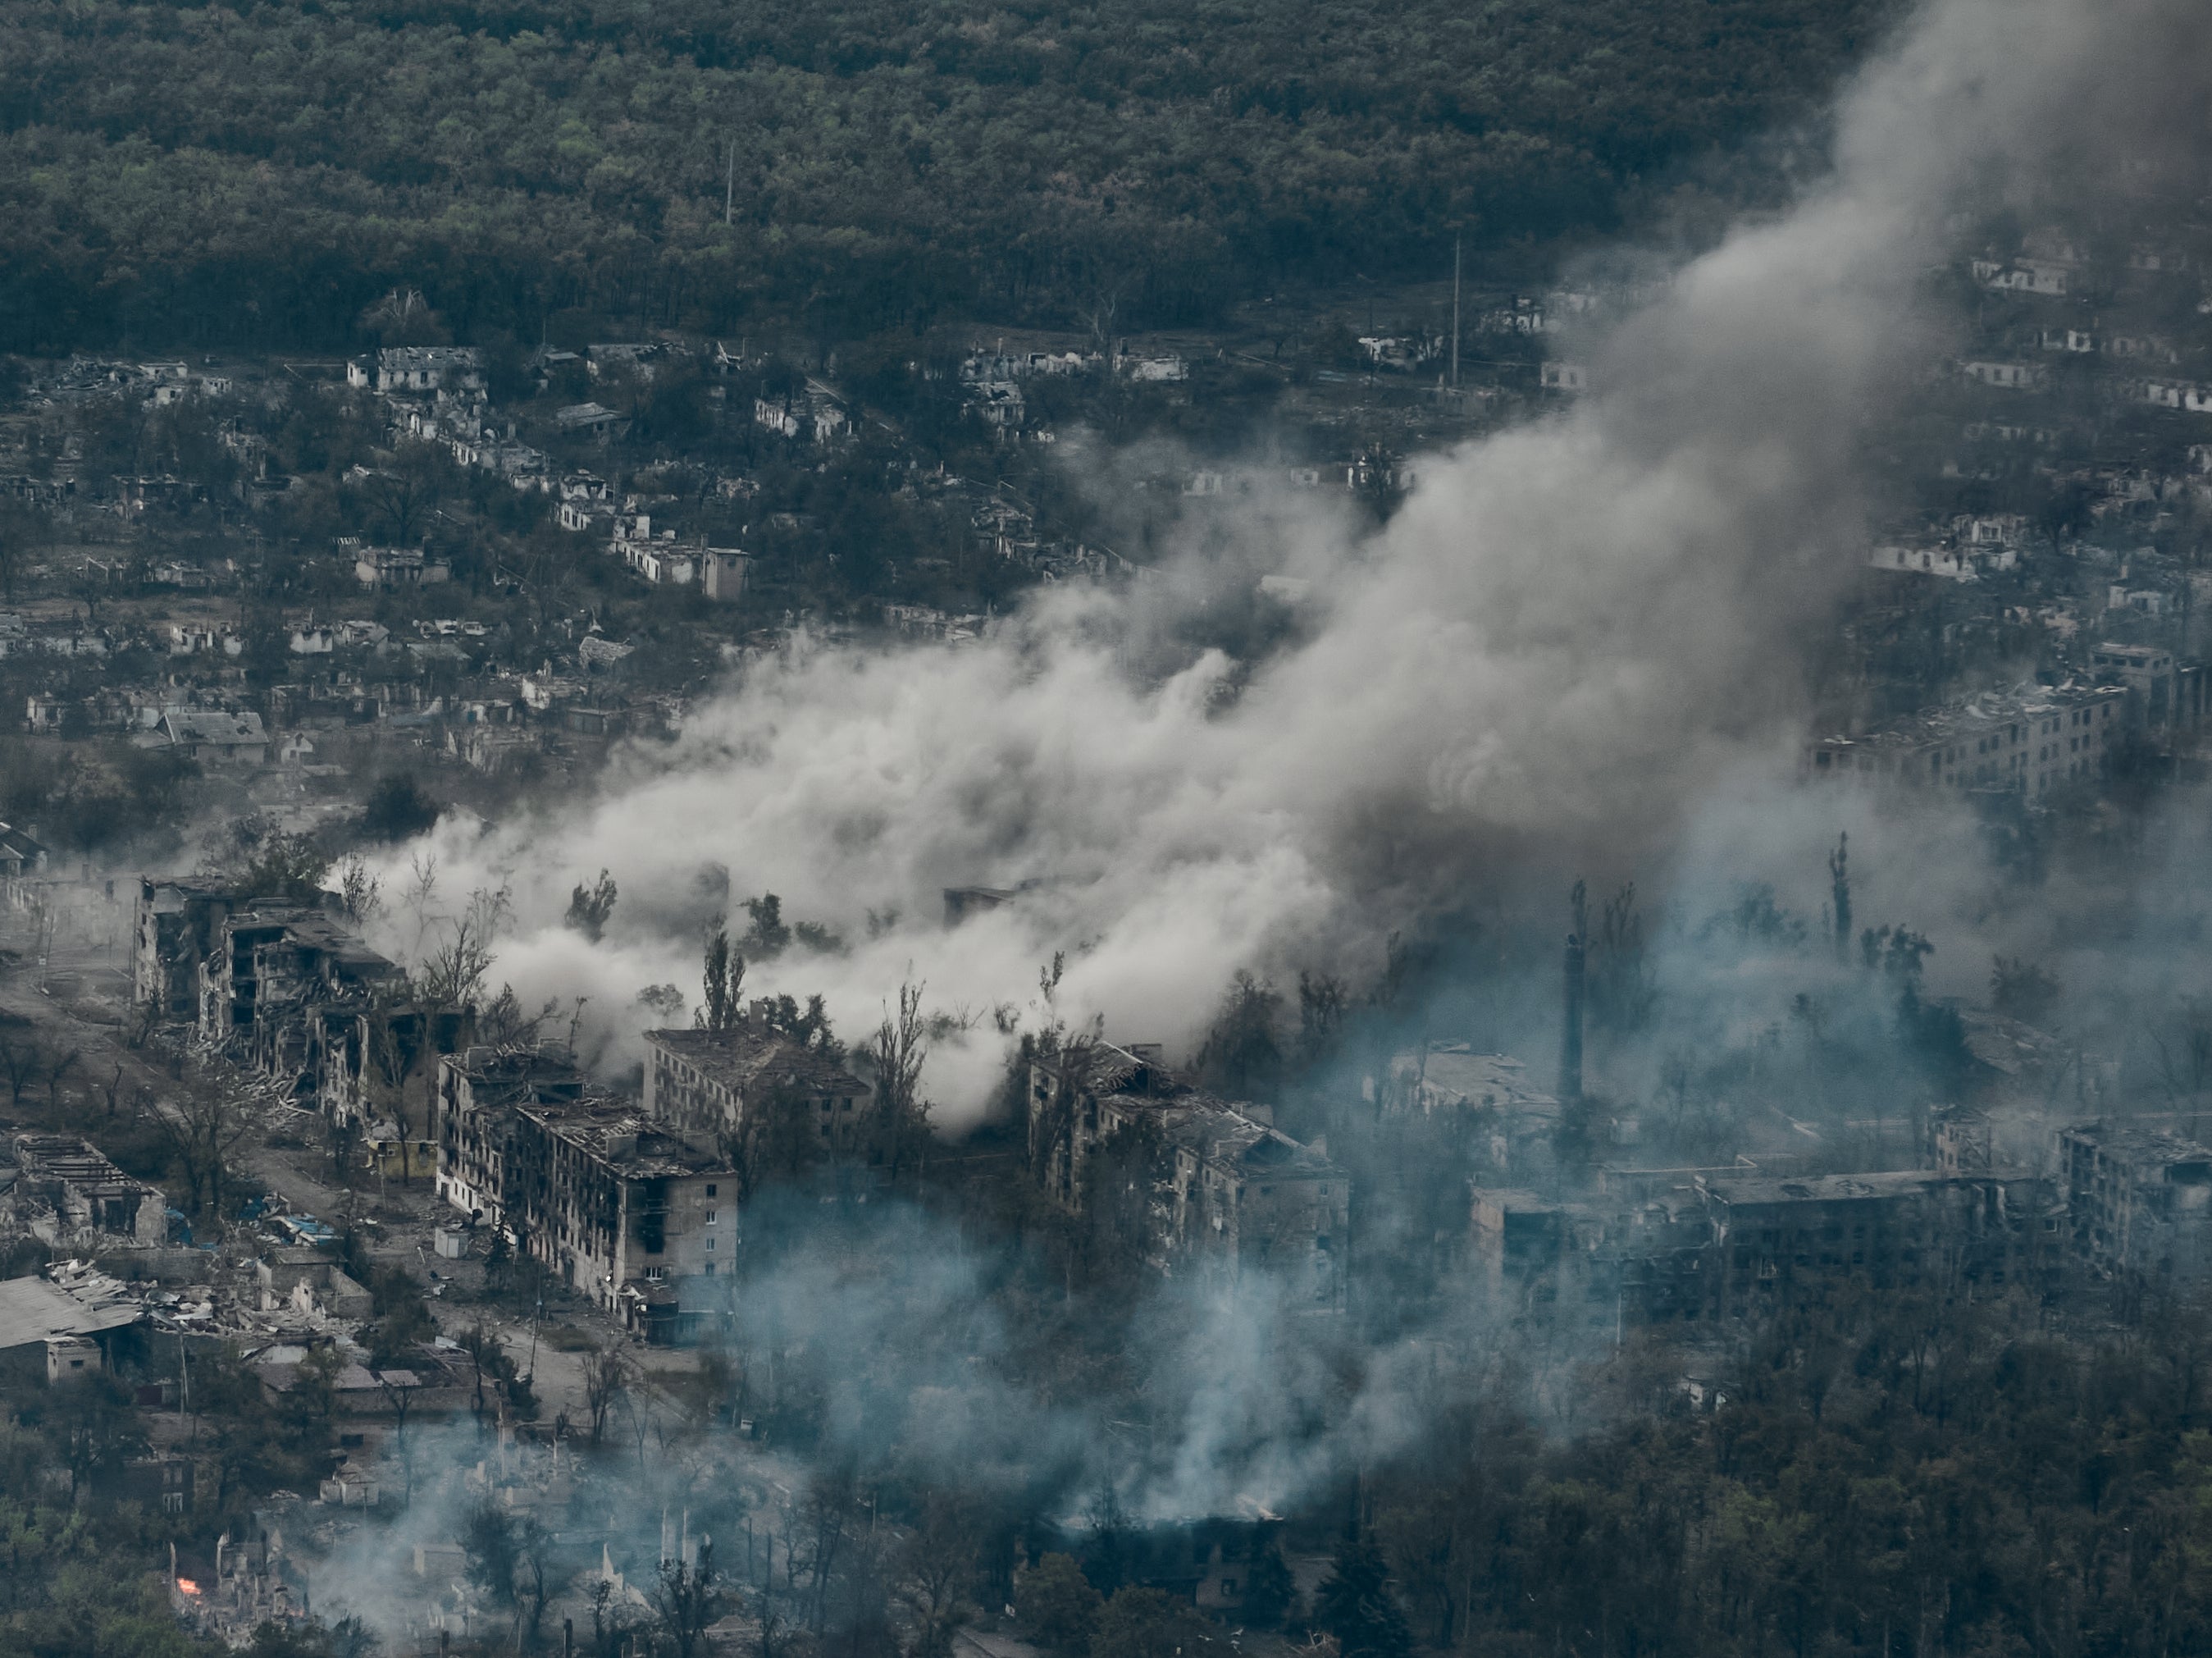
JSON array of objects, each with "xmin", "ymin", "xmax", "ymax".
[
  {"xmin": 1028, "ymin": 1040, "xmax": 1350, "ymax": 1310},
  {"xmin": 507, "ymin": 1098, "xmax": 736, "ymax": 1341},
  {"xmin": 436, "ymin": 1044, "xmax": 587, "ymax": 1221},
  {"xmin": 437, "ymin": 1045, "xmax": 735, "ymax": 1342},
  {"xmin": 2060, "ymin": 1122, "xmax": 2212, "ymax": 1283},
  {"xmin": 642, "ymin": 1016, "xmax": 870, "ymax": 1153},
  {"xmin": 1470, "ymin": 1167, "xmax": 2064, "ymax": 1333},
  {"xmin": 134, "ymin": 877, "xmax": 245, "ymax": 1021},
  {"xmin": 196, "ymin": 907, "xmax": 403, "ymax": 1097}
]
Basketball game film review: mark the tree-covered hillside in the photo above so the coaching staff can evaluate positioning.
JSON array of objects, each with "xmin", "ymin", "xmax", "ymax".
[{"xmin": 0, "ymin": 0, "xmax": 1894, "ymax": 351}]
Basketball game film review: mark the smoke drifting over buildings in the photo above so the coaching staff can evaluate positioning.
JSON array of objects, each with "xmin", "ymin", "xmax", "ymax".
[{"xmin": 380, "ymin": 0, "xmax": 2212, "ymax": 1122}]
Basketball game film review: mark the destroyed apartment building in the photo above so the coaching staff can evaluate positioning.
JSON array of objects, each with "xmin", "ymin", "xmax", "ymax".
[
  {"xmin": 135, "ymin": 878, "xmax": 414, "ymax": 1116},
  {"xmin": 1470, "ymin": 1165, "xmax": 2064, "ymax": 1336},
  {"xmin": 1028, "ymin": 1040, "xmax": 1350, "ymax": 1310},
  {"xmin": 2059, "ymin": 1122, "xmax": 2212, "ymax": 1283},
  {"xmin": 642, "ymin": 1010, "xmax": 873, "ymax": 1156},
  {"xmin": 197, "ymin": 904, "xmax": 404, "ymax": 1079},
  {"xmin": 440, "ymin": 1042, "xmax": 739, "ymax": 1341}
]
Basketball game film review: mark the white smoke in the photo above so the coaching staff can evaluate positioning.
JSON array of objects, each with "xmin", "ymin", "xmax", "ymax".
[{"xmin": 372, "ymin": 0, "xmax": 2206, "ymax": 1126}]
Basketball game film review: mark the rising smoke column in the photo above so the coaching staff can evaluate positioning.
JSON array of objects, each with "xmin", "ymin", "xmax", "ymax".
[{"xmin": 385, "ymin": 0, "xmax": 2212, "ymax": 1121}]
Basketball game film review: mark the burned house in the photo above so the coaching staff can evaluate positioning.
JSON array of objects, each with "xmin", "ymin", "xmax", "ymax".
[
  {"xmin": 2059, "ymin": 1122, "xmax": 2212, "ymax": 1284},
  {"xmin": 5, "ymin": 1132, "xmax": 168, "ymax": 1247},
  {"xmin": 0, "ymin": 1269, "xmax": 145, "ymax": 1385},
  {"xmin": 1028, "ymin": 1041, "xmax": 1350, "ymax": 1309},
  {"xmin": 256, "ymin": 1247, "xmax": 372, "ymax": 1322},
  {"xmin": 642, "ymin": 1015, "xmax": 872, "ymax": 1155}
]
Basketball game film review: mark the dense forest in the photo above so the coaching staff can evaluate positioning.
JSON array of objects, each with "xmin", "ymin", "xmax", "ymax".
[{"xmin": 0, "ymin": 0, "xmax": 1896, "ymax": 352}]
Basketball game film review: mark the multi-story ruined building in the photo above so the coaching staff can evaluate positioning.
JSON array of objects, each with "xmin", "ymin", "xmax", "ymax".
[
  {"xmin": 196, "ymin": 907, "xmax": 403, "ymax": 1096},
  {"xmin": 2059, "ymin": 1121, "xmax": 2212, "ymax": 1283},
  {"xmin": 1697, "ymin": 1171, "xmax": 2059, "ymax": 1316},
  {"xmin": 1028, "ymin": 1041, "xmax": 1350, "ymax": 1310},
  {"xmin": 1806, "ymin": 678, "xmax": 2131, "ymax": 797},
  {"xmin": 508, "ymin": 1098, "xmax": 735, "ymax": 1341},
  {"xmin": 437, "ymin": 1044, "xmax": 733, "ymax": 1341},
  {"xmin": 320, "ymin": 1002, "xmax": 474, "ymax": 1130},
  {"xmin": 436, "ymin": 1044, "xmax": 587, "ymax": 1219},
  {"xmin": 641, "ymin": 1012, "xmax": 872, "ymax": 1153},
  {"xmin": 1471, "ymin": 1166, "xmax": 2064, "ymax": 1333},
  {"xmin": 5, "ymin": 1133, "xmax": 167, "ymax": 1247},
  {"xmin": 134, "ymin": 876, "xmax": 245, "ymax": 1021}
]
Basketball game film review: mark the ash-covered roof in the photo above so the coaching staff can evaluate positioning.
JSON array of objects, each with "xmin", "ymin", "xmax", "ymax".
[{"xmin": 645, "ymin": 1026, "xmax": 866, "ymax": 1098}]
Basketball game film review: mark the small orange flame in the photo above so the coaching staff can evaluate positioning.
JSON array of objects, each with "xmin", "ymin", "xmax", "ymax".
[{"xmin": 177, "ymin": 1580, "xmax": 201, "ymax": 1596}]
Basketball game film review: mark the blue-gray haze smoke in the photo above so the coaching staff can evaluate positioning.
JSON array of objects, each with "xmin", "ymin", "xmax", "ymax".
[{"xmin": 327, "ymin": 0, "xmax": 2212, "ymax": 1601}]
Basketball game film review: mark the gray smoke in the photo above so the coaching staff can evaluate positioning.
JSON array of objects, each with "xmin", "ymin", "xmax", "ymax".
[{"xmin": 364, "ymin": 0, "xmax": 2212, "ymax": 1125}]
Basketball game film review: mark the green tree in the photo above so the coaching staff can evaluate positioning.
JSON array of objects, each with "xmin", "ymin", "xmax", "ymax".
[
  {"xmin": 1016, "ymin": 1553, "xmax": 1102, "ymax": 1656},
  {"xmin": 362, "ymin": 774, "xmax": 441, "ymax": 842},
  {"xmin": 1314, "ymin": 1538, "xmax": 1410, "ymax": 1658},
  {"xmin": 1090, "ymin": 1587, "xmax": 1218, "ymax": 1658}
]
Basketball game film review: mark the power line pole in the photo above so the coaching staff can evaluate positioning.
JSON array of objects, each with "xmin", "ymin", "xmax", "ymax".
[
  {"xmin": 1451, "ymin": 233, "xmax": 1462, "ymax": 390},
  {"xmin": 725, "ymin": 137, "xmax": 736, "ymax": 227}
]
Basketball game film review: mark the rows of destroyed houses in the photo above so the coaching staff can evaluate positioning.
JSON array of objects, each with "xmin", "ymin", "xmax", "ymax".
[
  {"xmin": 0, "ymin": 1114, "xmax": 688, "ymax": 1648},
  {"xmin": 1512, "ymin": 212, "xmax": 2212, "ymax": 407},
  {"xmin": 9, "ymin": 587, "xmax": 686, "ymax": 774},
  {"xmin": 1798, "ymin": 228, "xmax": 2212, "ymax": 806}
]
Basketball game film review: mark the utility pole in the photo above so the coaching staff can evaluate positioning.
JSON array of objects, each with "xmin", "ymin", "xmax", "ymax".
[
  {"xmin": 1451, "ymin": 233, "xmax": 1462, "ymax": 390},
  {"xmin": 725, "ymin": 137, "xmax": 736, "ymax": 227}
]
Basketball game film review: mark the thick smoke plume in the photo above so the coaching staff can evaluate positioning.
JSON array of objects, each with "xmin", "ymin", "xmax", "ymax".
[{"xmin": 374, "ymin": 0, "xmax": 2212, "ymax": 1121}]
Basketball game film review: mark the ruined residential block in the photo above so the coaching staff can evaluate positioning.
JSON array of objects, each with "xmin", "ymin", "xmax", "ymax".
[
  {"xmin": 437, "ymin": 1044, "xmax": 737, "ymax": 1342},
  {"xmin": 1028, "ymin": 1040, "xmax": 1350, "ymax": 1311},
  {"xmin": 642, "ymin": 1016, "xmax": 871, "ymax": 1156},
  {"xmin": 135, "ymin": 877, "xmax": 245, "ymax": 1021},
  {"xmin": 2060, "ymin": 1122, "xmax": 2212, "ymax": 1283}
]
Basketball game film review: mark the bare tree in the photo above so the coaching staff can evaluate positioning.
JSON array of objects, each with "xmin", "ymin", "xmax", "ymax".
[
  {"xmin": 653, "ymin": 1541, "xmax": 726, "ymax": 1658},
  {"xmin": 401, "ymin": 852, "xmax": 440, "ymax": 957},
  {"xmin": 41, "ymin": 1047, "xmax": 79, "ymax": 1115},
  {"xmin": 353, "ymin": 452, "xmax": 443, "ymax": 546},
  {"xmin": 153, "ymin": 1085, "xmax": 257, "ymax": 1217},
  {"xmin": 0, "ymin": 1035, "xmax": 43, "ymax": 1111},
  {"xmin": 379, "ymin": 1371, "xmax": 422, "ymax": 1504},
  {"xmin": 869, "ymin": 980, "xmax": 933, "ymax": 1181},
  {"xmin": 896, "ymin": 1495, "xmax": 982, "ymax": 1658},
  {"xmin": 362, "ymin": 1011, "xmax": 426, "ymax": 1184},
  {"xmin": 585, "ymin": 1344, "xmax": 631, "ymax": 1447},
  {"xmin": 336, "ymin": 857, "xmax": 383, "ymax": 925},
  {"xmin": 566, "ymin": 870, "xmax": 618, "ymax": 943},
  {"xmin": 418, "ymin": 886, "xmax": 510, "ymax": 1012}
]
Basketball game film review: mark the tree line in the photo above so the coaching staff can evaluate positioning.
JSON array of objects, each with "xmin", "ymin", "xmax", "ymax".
[{"xmin": 0, "ymin": 0, "xmax": 1896, "ymax": 352}]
